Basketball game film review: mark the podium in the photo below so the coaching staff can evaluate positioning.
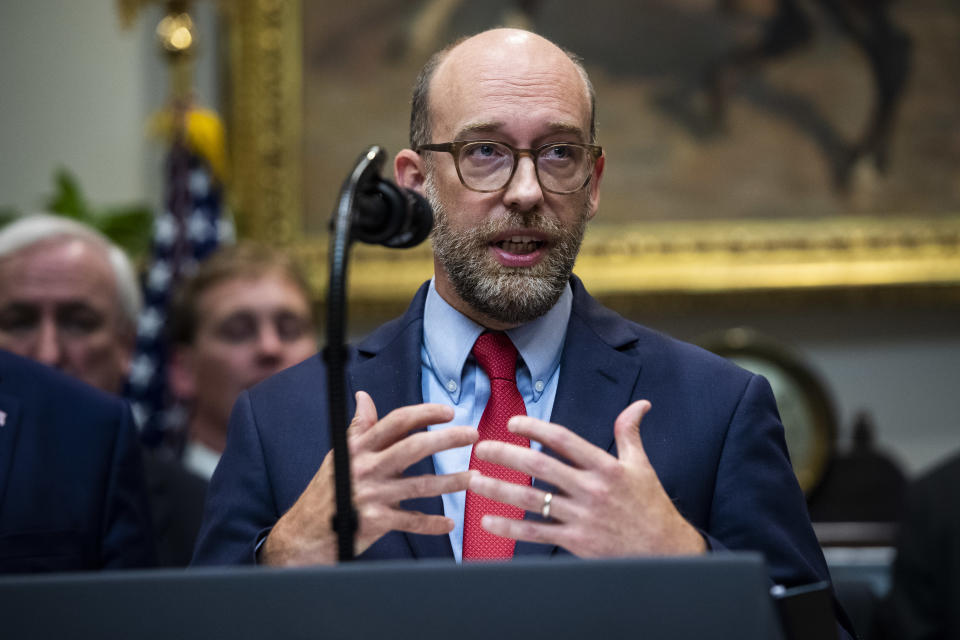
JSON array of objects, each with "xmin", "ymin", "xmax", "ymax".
[{"xmin": 0, "ymin": 553, "xmax": 786, "ymax": 639}]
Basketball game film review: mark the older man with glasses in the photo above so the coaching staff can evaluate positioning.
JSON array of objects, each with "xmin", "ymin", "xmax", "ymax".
[{"xmin": 192, "ymin": 30, "xmax": 854, "ymax": 637}]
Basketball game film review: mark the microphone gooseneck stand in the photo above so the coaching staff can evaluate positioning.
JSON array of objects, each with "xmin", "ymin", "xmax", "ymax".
[{"xmin": 326, "ymin": 146, "xmax": 432, "ymax": 562}]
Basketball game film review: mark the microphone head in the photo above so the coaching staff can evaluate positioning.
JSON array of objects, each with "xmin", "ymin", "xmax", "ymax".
[
  {"xmin": 352, "ymin": 178, "xmax": 432, "ymax": 249},
  {"xmin": 343, "ymin": 145, "xmax": 433, "ymax": 249},
  {"xmin": 382, "ymin": 188, "xmax": 433, "ymax": 249}
]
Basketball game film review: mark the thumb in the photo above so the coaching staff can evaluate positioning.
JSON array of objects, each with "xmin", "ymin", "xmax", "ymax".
[
  {"xmin": 613, "ymin": 400, "xmax": 652, "ymax": 464},
  {"xmin": 348, "ymin": 390, "xmax": 379, "ymax": 435}
]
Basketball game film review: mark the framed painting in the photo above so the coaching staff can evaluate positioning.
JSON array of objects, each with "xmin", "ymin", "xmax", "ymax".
[{"xmin": 223, "ymin": 0, "xmax": 960, "ymax": 314}]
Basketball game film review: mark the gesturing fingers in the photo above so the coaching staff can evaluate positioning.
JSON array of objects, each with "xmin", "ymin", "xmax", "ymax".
[
  {"xmin": 370, "ymin": 427, "xmax": 477, "ymax": 477},
  {"xmin": 480, "ymin": 515, "xmax": 569, "ymax": 549},
  {"xmin": 356, "ymin": 403, "xmax": 455, "ymax": 452},
  {"xmin": 613, "ymin": 400, "xmax": 652, "ymax": 466},
  {"xmin": 359, "ymin": 470, "xmax": 475, "ymax": 505},
  {"xmin": 377, "ymin": 509, "xmax": 457, "ymax": 537},
  {"xmin": 468, "ymin": 473, "xmax": 574, "ymax": 522},
  {"xmin": 504, "ymin": 415, "xmax": 612, "ymax": 470},
  {"xmin": 473, "ymin": 439, "xmax": 578, "ymax": 491},
  {"xmin": 347, "ymin": 391, "xmax": 379, "ymax": 437}
]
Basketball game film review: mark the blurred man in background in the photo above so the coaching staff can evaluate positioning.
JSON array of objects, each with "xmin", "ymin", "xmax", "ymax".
[
  {"xmin": 0, "ymin": 214, "xmax": 153, "ymax": 571},
  {"xmin": 147, "ymin": 243, "xmax": 318, "ymax": 565},
  {"xmin": 0, "ymin": 213, "xmax": 141, "ymax": 394},
  {"xmin": 167, "ymin": 242, "xmax": 318, "ymax": 479}
]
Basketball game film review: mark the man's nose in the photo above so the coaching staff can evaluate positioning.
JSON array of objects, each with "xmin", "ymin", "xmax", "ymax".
[
  {"xmin": 34, "ymin": 318, "xmax": 63, "ymax": 368},
  {"xmin": 256, "ymin": 325, "xmax": 283, "ymax": 362},
  {"xmin": 503, "ymin": 155, "xmax": 544, "ymax": 212}
]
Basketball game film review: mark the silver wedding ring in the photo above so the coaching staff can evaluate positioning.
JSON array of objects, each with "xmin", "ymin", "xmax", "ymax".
[{"xmin": 541, "ymin": 492, "xmax": 553, "ymax": 520}]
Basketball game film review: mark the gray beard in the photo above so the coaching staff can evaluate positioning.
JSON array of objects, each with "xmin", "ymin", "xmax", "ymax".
[{"xmin": 426, "ymin": 179, "xmax": 589, "ymax": 326}]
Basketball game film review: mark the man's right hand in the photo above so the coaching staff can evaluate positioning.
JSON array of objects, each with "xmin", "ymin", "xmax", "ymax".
[{"xmin": 260, "ymin": 390, "xmax": 477, "ymax": 566}]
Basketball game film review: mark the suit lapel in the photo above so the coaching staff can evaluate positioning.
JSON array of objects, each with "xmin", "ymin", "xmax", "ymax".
[
  {"xmin": 349, "ymin": 285, "xmax": 452, "ymax": 559},
  {"xmin": 549, "ymin": 316, "xmax": 641, "ymax": 452},
  {"xmin": 515, "ymin": 280, "xmax": 644, "ymax": 558}
]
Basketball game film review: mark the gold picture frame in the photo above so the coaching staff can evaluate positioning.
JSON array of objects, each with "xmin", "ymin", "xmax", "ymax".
[{"xmin": 224, "ymin": 0, "xmax": 960, "ymax": 315}]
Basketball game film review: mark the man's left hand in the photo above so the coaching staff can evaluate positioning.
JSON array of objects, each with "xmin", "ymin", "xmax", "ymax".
[{"xmin": 467, "ymin": 400, "xmax": 707, "ymax": 557}]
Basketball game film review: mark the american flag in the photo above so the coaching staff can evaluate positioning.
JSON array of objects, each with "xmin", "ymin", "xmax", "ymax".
[{"xmin": 127, "ymin": 117, "xmax": 233, "ymax": 448}]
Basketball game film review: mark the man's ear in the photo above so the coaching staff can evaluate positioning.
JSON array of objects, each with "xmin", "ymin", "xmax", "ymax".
[
  {"xmin": 168, "ymin": 347, "xmax": 197, "ymax": 401},
  {"xmin": 586, "ymin": 153, "xmax": 605, "ymax": 221},
  {"xmin": 395, "ymin": 148, "xmax": 426, "ymax": 194},
  {"xmin": 113, "ymin": 324, "xmax": 137, "ymax": 388},
  {"xmin": 118, "ymin": 329, "xmax": 136, "ymax": 375}
]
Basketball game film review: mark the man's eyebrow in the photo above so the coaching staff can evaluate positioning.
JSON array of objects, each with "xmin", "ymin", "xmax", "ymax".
[
  {"xmin": 452, "ymin": 122, "xmax": 587, "ymax": 141},
  {"xmin": 453, "ymin": 122, "xmax": 504, "ymax": 138},
  {"xmin": 0, "ymin": 302, "xmax": 39, "ymax": 319},
  {"xmin": 56, "ymin": 301, "xmax": 102, "ymax": 314},
  {"xmin": 542, "ymin": 122, "xmax": 586, "ymax": 138}
]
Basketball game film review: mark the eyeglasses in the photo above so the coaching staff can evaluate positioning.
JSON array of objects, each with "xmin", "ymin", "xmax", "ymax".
[{"xmin": 416, "ymin": 140, "xmax": 603, "ymax": 194}]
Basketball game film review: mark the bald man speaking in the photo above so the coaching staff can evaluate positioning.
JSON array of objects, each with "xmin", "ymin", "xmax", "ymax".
[{"xmin": 193, "ymin": 29, "xmax": 852, "ymax": 637}]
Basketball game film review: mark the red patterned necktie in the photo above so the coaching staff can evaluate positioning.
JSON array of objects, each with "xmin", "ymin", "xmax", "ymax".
[{"xmin": 462, "ymin": 331, "xmax": 531, "ymax": 560}]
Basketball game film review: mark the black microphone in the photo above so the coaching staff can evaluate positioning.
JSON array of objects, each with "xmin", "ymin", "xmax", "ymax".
[
  {"xmin": 325, "ymin": 145, "xmax": 434, "ymax": 561},
  {"xmin": 349, "ymin": 146, "xmax": 433, "ymax": 249}
]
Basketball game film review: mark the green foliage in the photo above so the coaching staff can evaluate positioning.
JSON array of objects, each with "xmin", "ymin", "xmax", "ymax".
[
  {"xmin": 0, "ymin": 207, "xmax": 19, "ymax": 228},
  {"xmin": 95, "ymin": 205, "xmax": 155, "ymax": 260},
  {"xmin": 0, "ymin": 168, "xmax": 154, "ymax": 262},
  {"xmin": 46, "ymin": 169, "xmax": 89, "ymax": 219}
]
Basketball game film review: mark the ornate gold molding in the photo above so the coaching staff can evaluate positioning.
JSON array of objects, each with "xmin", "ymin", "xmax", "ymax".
[
  {"xmin": 574, "ymin": 216, "xmax": 960, "ymax": 296},
  {"xmin": 225, "ymin": 0, "xmax": 302, "ymax": 245},
  {"xmin": 287, "ymin": 215, "xmax": 960, "ymax": 309}
]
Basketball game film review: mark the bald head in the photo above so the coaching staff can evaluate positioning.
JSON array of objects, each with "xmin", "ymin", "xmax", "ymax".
[{"xmin": 409, "ymin": 29, "xmax": 596, "ymax": 149}]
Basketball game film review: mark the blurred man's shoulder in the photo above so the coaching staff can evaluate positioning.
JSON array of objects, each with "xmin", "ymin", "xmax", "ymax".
[
  {"xmin": 248, "ymin": 351, "xmax": 326, "ymax": 398},
  {"xmin": 0, "ymin": 348, "xmax": 126, "ymax": 413}
]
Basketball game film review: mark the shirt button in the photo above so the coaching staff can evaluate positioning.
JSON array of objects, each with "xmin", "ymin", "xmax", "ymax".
[
  {"xmin": 446, "ymin": 380, "xmax": 458, "ymax": 393},
  {"xmin": 534, "ymin": 380, "xmax": 545, "ymax": 393}
]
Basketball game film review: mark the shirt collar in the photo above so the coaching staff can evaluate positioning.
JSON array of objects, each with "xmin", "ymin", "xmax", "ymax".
[
  {"xmin": 423, "ymin": 278, "xmax": 572, "ymax": 403},
  {"xmin": 182, "ymin": 439, "xmax": 221, "ymax": 481}
]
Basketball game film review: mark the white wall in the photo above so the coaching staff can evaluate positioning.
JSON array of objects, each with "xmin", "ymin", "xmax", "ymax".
[
  {"xmin": 805, "ymin": 322, "xmax": 960, "ymax": 476},
  {"xmin": 0, "ymin": 1, "xmax": 218, "ymax": 214},
  {"xmin": 1, "ymin": 2, "xmax": 149, "ymax": 211}
]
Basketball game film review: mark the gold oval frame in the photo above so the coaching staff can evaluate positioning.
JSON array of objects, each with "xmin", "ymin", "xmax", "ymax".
[{"xmin": 698, "ymin": 328, "xmax": 838, "ymax": 494}]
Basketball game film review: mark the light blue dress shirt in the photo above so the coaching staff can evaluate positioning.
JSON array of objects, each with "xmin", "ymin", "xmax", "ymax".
[{"xmin": 421, "ymin": 279, "xmax": 572, "ymax": 561}]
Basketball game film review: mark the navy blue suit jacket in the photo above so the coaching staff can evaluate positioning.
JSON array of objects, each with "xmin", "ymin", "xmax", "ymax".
[
  {"xmin": 195, "ymin": 277, "xmax": 831, "ymax": 586},
  {"xmin": 0, "ymin": 349, "xmax": 155, "ymax": 572}
]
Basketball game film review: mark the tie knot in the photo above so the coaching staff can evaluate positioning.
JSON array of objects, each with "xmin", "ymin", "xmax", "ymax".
[{"xmin": 472, "ymin": 332, "xmax": 518, "ymax": 381}]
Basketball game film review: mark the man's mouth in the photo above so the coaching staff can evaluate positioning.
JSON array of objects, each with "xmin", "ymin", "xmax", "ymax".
[
  {"xmin": 488, "ymin": 230, "xmax": 550, "ymax": 268},
  {"xmin": 494, "ymin": 235, "xmax": 545, "ymax": 255}
]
